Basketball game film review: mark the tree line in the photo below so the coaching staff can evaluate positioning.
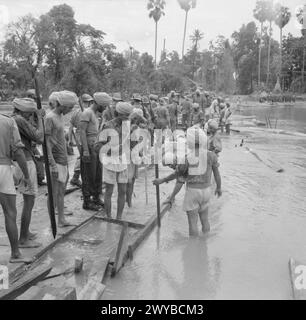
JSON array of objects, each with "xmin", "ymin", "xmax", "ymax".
[{"xmin": 0, "ymin": 1, "xmax": 305, "ymax": 100}]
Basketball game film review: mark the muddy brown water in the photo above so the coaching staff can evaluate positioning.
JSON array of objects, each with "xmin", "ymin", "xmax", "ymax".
[{"xmin": 102, "ymin": 106, "xmax": 306, "ymax": 300}]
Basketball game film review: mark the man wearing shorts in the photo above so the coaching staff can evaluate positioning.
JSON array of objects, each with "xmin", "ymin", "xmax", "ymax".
[
  {"xmin": 97, "ymin": 102, "xmax": 133, "ymax": 219},
  {"xmin": 11, "ymin": 98, "xmax": 44, "ymax": 248},
  {"xmin": 155, "ymin": 128, "xmax": 222, "ymax": 236},
  {"xmin": 45, "ymin": 91, "xmax": 78, "ymax": 227},
  {"xmin": 0, "ymin": 113, "xmax": 32, "ymax": 263}
]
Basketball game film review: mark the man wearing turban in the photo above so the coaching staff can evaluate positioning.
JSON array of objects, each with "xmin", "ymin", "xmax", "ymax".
[
  {"xmin": 96, "ymin": 102, "xmax": 133, "ymax": 219},
  {"xmin": 80, "ymin": 92, "xmax": 111, "ymax": 211},
  {"xmin": 11, "ymin": 98, "xmax": 44, "ymax": 248},
  {"xmin": 45, "ymin": 90, "xmax": 78, "ymax": 227}
]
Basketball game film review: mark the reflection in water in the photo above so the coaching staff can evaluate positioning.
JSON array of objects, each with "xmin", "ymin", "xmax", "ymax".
[{"xmin": 241, "ymin": 104, "xmax": 306, "ymax": 133}]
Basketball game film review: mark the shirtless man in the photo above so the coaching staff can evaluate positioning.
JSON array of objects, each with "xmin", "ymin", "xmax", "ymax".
[{"xmin": 154, "ymin": 128, "xmax": 222, "ymax": 236}]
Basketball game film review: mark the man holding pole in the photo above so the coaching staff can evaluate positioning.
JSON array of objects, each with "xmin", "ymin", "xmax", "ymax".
[{"xmin": 45, "ymin": 91, "xmax": 78, "ymax": 227}]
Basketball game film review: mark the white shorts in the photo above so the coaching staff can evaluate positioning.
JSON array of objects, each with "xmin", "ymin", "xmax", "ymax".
[
  {"xmin": 52, "ymin": 163, "xmax": 69, "ymax": 184},
  {"xmin": 13, "ymin": 160, "xmax": 38, "ymax": 196},
  {"xmin": 103, "ymin": 167, "xmax": 128, "ymax": 185},
  {"xmin": 0, "ymin": 165, "xmax": 16, "ymax": 195},
  {"xmin": 183, "ymin": 186, "xmax": 211, "ymax": 212},
  {"xmin": 127, "ymin": 163, "xmax": 136, "ymax": 182}
]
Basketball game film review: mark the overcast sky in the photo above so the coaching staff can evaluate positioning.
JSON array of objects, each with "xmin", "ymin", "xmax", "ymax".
[{"xmin": 0, "ymin": 0, "xmax": 303, "ymax": 57}]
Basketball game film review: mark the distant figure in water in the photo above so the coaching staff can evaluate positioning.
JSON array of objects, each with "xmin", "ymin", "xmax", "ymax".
[{"xmin": 204, "ymin": 119, "xmax": 222, "ymax": 155}]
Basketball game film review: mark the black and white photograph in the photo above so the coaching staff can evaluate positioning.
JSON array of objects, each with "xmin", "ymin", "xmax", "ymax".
[{"xmin": 0, "ymin": 0, "xmax": 306, "ymax": 305}]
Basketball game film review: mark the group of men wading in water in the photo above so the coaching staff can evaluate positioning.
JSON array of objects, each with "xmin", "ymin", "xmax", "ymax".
[{"xmin": 0, "ymin": 88, "xmax": 231, "ymax": 263}]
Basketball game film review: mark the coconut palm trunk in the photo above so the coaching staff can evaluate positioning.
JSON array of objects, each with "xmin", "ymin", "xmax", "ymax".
[
  {"xmin": 258, "ymin": 22, "xmax": 263, "ymax": 87},
  {"xmin": 192, "ymin": 39, "xmax": 198, "ymax": 80},
  {"xmin": 280, "ymin": 26, "xmax": 282, "ymax": 90},
  {"xmin": 266, "ymin": 20, "xmax": 272, "ymax": 87},
  {"xmin": 155, "ymin": 21, "xmax": 158, "ymax": 68},
  {"xmin": 182, "ymin": 10, "xmax": 188, "ymax": 58},
  {"xmin": 303, "ymin": 45, "xmax": 305, "ymax": 92}
]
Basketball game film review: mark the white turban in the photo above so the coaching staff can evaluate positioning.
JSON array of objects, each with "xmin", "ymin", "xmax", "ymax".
[
  {"xmin": 116, "ymin": 102, "xmax": 133, "ymax": 115},
  {"xmin": 48, "ymin": 91, "xmax": 78, "ymax": 108},
  {"xmin": 93, "ymin": 92, "xmax": 112, "ymax": 106},
  {"xmin": 57, "ymin": 91, "xmax": 78, "ymax": 108},
  {"xmin": 13, "ymin": 98, "xmax": 37, "ymax": 113}
]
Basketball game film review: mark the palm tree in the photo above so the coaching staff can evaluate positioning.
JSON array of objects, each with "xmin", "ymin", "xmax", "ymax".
[
  {"xmin": 177, "ymin": 0, "xmax": 197, "ymax": 58},
  {"xmin": 253, "ymin": 0, "xmax": 269, "ymax": 88},
  {"xmin": 147, "ymin": 0, "xmax": 166, "ymax": 69},
  {"xmin": 265, "ymin": 0, "xmax": 275, "ymax": 88},
  {"xmin": 190, "ymin": 29, "xmax": 204, "ymax": 79},
  {"xmin": 274, "ymin": 3, "xmax": 291, "ymax": 89},
  {"xmin": 296, "ymin": 5, "xmax": 306, "ymax": 90}
]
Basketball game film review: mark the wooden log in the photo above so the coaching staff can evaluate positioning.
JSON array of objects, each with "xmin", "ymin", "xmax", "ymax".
[
  {"xmin": 0, "ymin": 266, "xmax": 52, "ymax": 300},
  {"xmin": 74, "ymin": 257, "xmax": 83, "ymax": 273},
  {"xmin": 10, "ymin": 214, "xmax": 97, "ymax": 284},
  {"xmin": 129, "ymin": 203, "xmax": 171, "ymax": 253},
  {"xmin": 94, "ymin": 215, "xmax": 145, "ymax": 230},
  {"xmin": 109, "ymin": 202, "xmax": 171, "ymax": 268},
  {"xmin": 289, "ymin": 258, "xmax": 306, "ymax": 300},
  {"xmin": 111, "ymin": 223, "xmax": 129, "ymax": 277}
]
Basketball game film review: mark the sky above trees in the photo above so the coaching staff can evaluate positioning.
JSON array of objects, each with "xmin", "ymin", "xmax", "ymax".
[{"xmin": 0, "ymin": 0, "xmax": 303, "ymax": 56}]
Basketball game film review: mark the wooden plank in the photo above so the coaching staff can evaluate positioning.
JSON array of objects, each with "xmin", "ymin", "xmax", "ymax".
[
  {"xmin": 129, "ymin": 203, "xmax": 171, "ymax": 253},
  {"xmin": 109, "ymin": 202, "xmax": 171, "ymax": 269},
  {"xmin": 88, "ymin": 257, "xmax": 110, "ymax": 284},
  {"xmin": 111, "ymin": 223, "xmax": 129, "ymax": 277},
  {"xmin": 0, "ymin": 266, "xmax": 52, "ymax": 300},
  {"xmin": 289, "ymin": 258, "xmax": 306, "ymax": 300},
  {"xmin": 75, "ymin": 257, "xmax": 109, "ymax": 300},
  {"xmin": 78, "ymin": 277, "xmax": 106, "ymax": 300},
  {"xmin": 9, "ymin": 213, "xmax": 98, "ymax": 284},
  {"xmin": 94, "ymin": 215, "xmax": 145, "ymax": 230}
]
